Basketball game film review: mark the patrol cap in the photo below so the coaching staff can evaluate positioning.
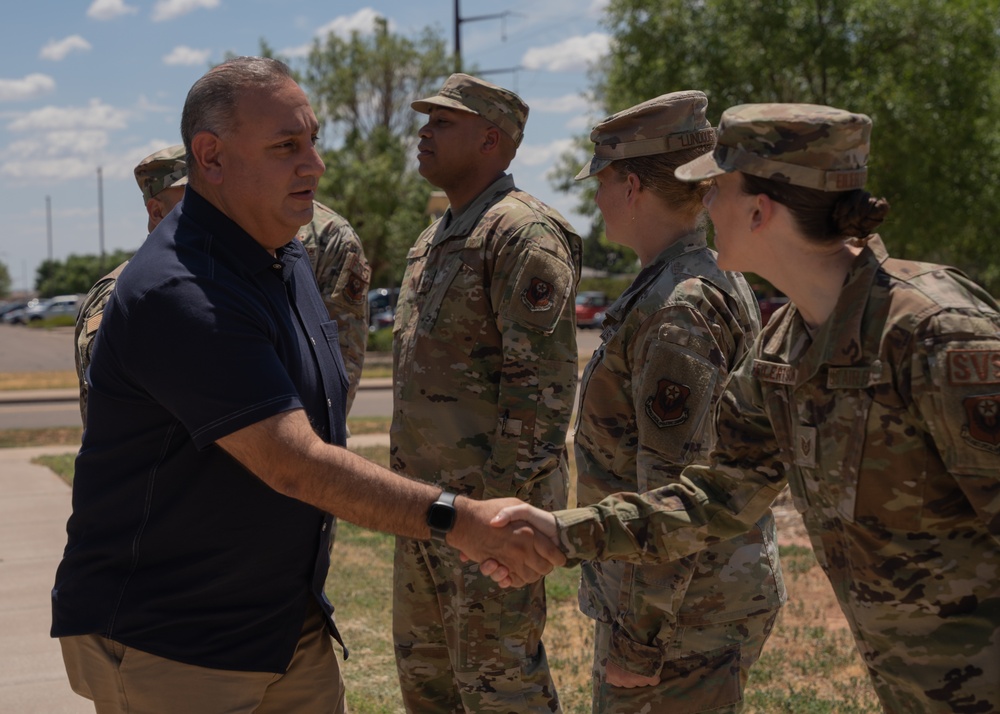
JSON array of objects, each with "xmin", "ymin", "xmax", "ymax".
[
  {"xmin": 411, "ymin": 73, "xmax": 529, "ymax": 147},
  {"xmin": 133, "ymin": 144, "xmax": 188, "ymax": 203},
  {"xmin": 575, "ymin": 90, "xmax": 715, "ymax": 180},
  {"xmin": 675, "ymin": 103, "xmax": 871, "ymax": 192}
]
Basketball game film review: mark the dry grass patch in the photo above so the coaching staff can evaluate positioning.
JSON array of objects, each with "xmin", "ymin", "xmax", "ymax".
[
  {"xmin": 26, "ymin": 433, "xmax": 882, "ymax": 712},
  {"xmin": 0, "ymin": 370, "xmax": 78, "ymax": 390}
]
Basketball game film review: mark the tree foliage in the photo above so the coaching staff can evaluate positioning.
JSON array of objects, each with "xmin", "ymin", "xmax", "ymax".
[
  {"xmin": 556, "ymin": 0, "xmax": 1000, "ymax": 291},
  {"xmin": 0, "ymin": 260, "xmax": 11, "ymax": 297},
  {"xmin": 34, "ymin": 250, "xmax": 134, "ymax": 297},
  {"xmin": 297, "ymin": 18, "xmax": 451, "ymax": 286}
]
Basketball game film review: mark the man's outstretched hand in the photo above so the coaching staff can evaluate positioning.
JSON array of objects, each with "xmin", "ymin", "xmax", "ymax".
[
  {"xmin": 448, "ymin": 497, "xmax": 565, "ymax": 588},
  {"xmin": 455, "ymin": 501, "xmax": 560, "ymax": 588}
]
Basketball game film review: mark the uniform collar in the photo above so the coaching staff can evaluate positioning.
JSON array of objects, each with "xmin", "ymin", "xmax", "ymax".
[
  {"xmin": 604, "ymin": 229, "xmax": 708, "ymax": 328},
  {"xmin": 431, "ymin": 174, "xmax": 515, "ymax": 246}
]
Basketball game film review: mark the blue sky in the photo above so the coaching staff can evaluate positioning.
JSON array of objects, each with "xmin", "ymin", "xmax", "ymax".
[{"xmin": 0, "ymin": 0, "xmax": 610, "ymax": 292}]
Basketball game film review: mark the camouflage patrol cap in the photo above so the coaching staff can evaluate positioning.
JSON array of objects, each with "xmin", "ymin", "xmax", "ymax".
[
  {"xmin": 133, "ymin": 144, "xmax": 188, "ymax": 203},
  {"xmin": 576, "ymin": 90, "xmax": 715, "ymax": 180},
  {"xmin": 675, "ymin": 103, "xmax": 871, "ymax": 191},
  {"xmin": 411, "ymin": 73, "xmax": 529, "ymax": 147}
]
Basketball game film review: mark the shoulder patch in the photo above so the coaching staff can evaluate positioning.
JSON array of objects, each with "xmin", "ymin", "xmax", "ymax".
[
  {"xmin": 947, "ymin": 350, "xmax": 1000, "ymax": 385},
  {"xmin": 503, "ymin": 248, "xmax": 572, "ymax": 334},
  {"xmin": 961, "ymin": 394, "xmax": 1000, "ymax": 452},
  {"xmin": 645, "ymin": 378, "xmax": 691, "ymax": 428}
]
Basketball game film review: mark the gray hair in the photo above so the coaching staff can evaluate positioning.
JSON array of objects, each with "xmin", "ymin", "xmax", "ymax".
[{"xmin": 180, "ymin": 56, "xmax": 293, "ymax": 173}]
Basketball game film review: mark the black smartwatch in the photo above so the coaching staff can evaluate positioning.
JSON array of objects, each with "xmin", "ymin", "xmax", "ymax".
[{"xmin": 426, "ymin": 491, "xmax": 458, "ymax": 542}]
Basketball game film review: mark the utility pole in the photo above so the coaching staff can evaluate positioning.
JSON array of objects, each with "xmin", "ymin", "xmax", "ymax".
[
  {"xmin": 453, "ymin": 0, "xmax": 520, "ymax": 76},
  {"xmin": 45, "ymin": 195, "xmax": 53, "ymax": 262},
  {"xmin": 97, "ymin": 167, "xmax": 106, "ymax": 272}
]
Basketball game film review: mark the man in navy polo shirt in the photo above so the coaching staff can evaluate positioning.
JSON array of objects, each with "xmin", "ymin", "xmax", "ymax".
[{"xmin": 51, "ymin": 56, "xmax": 563, "ymax": 714}]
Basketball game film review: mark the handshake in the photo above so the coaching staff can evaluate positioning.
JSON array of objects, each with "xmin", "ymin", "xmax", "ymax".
[{"xmin": 446, "ymin": 497, "xmax": 565, "ymax": 588}]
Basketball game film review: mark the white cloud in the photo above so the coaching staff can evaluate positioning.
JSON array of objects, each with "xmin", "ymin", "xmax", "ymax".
[
  {"xmin": 40, "ymin": 35, "xmax": 93, "ymax": 62},
  {"xmin": 163, "ymin": 46, "xmax": 211, "ymax": 66},
  {"xmin": 315, "ymin": 8, "xmax": 390, "ymax": 40},
  {"xmin": 0, "ymin": 74, "xmax": 56, "ymax": 102},
  {"xmin": 7, "ymin": 100, "xmax": 130, "ymax": 132},
  {"xmin": 281, "ymin": 9, "xmax": 391, "ymax": 60},
  {"xmin": 152, "ymin": 0, "xmax": 220, "ymax": 22},
  {"xmin": 516, "ymin": 138, "xmax": 575, "ymax": 167},
  {"xmin": 0, "ymin": 131, "xmax": 140, "ymax": 182},
  {"xmin": 526, "ymin": 94, "xmax": 591, "ymax": 114},
  {"xmin": 87, "ymin": 0, "xmax": 138, "ymax": 20},
  {"xmin": 521, "ymin": 33, "xmax": 610, "ymax": 73}
]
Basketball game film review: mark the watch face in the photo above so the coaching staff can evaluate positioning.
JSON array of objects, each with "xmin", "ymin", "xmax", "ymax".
[{"xmin": 427, "ymin": 501, "xmax": 457, "ymax": 532}]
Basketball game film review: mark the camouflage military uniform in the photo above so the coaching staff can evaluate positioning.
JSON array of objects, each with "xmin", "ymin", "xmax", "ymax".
[
  {"xmin": 75, "ymin": 263, "xmax": 127, "ymax": 426},
  {"xmin": 298, "ymin": 200, "xmax": 370, "ymax": 414},
  {"xmin": 391, "ymin": 173, "xmax": 581, "ymax": 713},
  {"xmin": 575, "ymin": 230, "xmax": 785, "ymax": 713},
  {"xmin": 557, "ymin": 235, "xmax": 1000, "ymax": 713}
]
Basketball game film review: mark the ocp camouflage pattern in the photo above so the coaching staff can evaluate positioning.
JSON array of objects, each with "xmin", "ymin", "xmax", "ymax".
[
  {"xmin": 391, "ymin": 173, "xmax": 581, "ymax": 713},
  {"xmin": 557, "ymin": 235, "xmax": 1000, "ymax": 713},
  {"xmin": 574, "ymin": 231, "xmax": 785, "ymax": 710},
  {"xmin": 298, "ymin": 200, "xmax": 370, "ymax": 414}
]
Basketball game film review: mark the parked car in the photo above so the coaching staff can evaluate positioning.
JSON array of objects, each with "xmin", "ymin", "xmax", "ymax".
[
  {"xmin": 368, "ymin": 287, "xmax": 400, "ymax": 332},
  {"xmin": 2, "ymin": 298, "xmax": 43, "ymax": 325},
  {"xmin": 0, "ymin": 300, "xmax": 29, "ymax": 321},
  {"xmin": 575, "ymin": 290, "xmax": 609, "ymax": 329},
  {"xmin": 8, "ymin": 295, "xmax": 80, "ymax": 324}
]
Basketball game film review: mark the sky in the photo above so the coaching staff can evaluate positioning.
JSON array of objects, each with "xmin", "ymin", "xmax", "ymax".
[{"xmin": 0, "ymin": 0, "xmax": 611, "ymax": 293}]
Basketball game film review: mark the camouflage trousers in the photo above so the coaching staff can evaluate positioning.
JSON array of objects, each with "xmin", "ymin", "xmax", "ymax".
[
  {"xmin": 840, "ymin": 593, "xmax": 1000, "ymax": 714},
  {"xmin": 590, "ymin": 608, "xmax": 779, "ymax": 714},
  {"xmin": 392, "ymin": 536, "xmax": 561, "ymax": 713}
]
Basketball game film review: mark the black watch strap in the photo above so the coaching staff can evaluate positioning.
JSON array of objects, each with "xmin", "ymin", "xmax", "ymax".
[{"xmin": 426, "ymin": 490, "xmax": 458, "ymax": 542}]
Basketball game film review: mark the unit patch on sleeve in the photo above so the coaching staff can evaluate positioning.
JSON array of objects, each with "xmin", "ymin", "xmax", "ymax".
[
  {"xmin": 961, "ymin": 394, "xmax": 1000, "ymax": 453},
  {"xmin": 645, "ymin": 378, "xmax": 691, "ymax": 428},
  {"xmin": 521, "ymin": 277, "xmax": 554, "ymax": 312}
]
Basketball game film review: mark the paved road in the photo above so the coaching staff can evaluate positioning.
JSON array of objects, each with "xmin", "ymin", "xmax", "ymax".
[
  {"xmin": 0, "ymin": 324, "xmax": 602, "ymax": 429},
  {"xmin": 0, "ymin": 324, "xmax": 76, "ymax": 373}
]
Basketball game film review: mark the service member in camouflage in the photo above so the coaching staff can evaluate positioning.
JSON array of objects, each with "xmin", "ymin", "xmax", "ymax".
[
  {"xmin": 391, "ymin": 73, "xmax": 582, "ymax": 713},
  {"xmin": 74, "ymin": 145, "xmax": 188, "ymax": 426},
  {"xmin": 298, "ymin": 200, "xmax": 370, "ymax": 414},
  {"xmin": 572, "ymin": 91, "xmax": 785, "ymax": 713},
  {"xmin": 492, "ymin": 104, "xmax": 1000, "ymax": 713},
  {"xmin": 75, "ymin": 148, "xmax": 371, "ymax": 424}
]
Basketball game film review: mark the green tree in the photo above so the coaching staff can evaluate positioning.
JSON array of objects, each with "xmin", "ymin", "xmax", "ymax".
[
  {"xmin": 0, "ymin": 260, "xmax": 11, "ymax": 297},
  {"xmin": 557, "ymin": 0, "xmax": 1000, "ymax": 291},
  {"xmin": 300, "ymin": 17, "xmax": 451, "ymax": 286},
  {"xmin": 35, "ymin": 250, "xmax": 134, "ymax": 297}
]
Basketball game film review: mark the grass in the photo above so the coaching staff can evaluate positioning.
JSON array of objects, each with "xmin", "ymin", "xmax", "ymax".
[{"xmin": 24, "ymin": 437, "xmax": 881, "ymax": 712}]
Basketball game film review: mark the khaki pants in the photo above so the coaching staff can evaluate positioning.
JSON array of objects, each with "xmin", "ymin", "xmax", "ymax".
[{"xmin": 59, "ymin": 601, "xmax": 346, "ymax": 714}]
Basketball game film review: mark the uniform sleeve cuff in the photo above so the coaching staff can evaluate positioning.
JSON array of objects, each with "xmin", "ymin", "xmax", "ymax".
[{"xmin": 555, "ymin": 507, "xmax": 604, "ymax": 565}]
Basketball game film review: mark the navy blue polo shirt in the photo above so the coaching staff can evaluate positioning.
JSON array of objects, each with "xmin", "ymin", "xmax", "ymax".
[{"xmin": 52, "ymin": 188, "xmax": 349, "ymax": 673}]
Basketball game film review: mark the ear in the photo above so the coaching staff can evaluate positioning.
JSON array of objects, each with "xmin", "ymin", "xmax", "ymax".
[
  {"xmin": 750, "ymin": 192, "xmax": 775, "ymax": 233},
  {"xmin": 481, "ymin": 125, "xmax": 501, "ymax": 154},
  {"xmin": 191, "ymin": 130, "xmax": 224, "ymax": 185},
  {"xmin": 146, "ymin": 197, "xmax": 166, "ymax": 224},
  {"xmin": 624, "ymin": 172, "xmax": 641, "ymax": 205}
]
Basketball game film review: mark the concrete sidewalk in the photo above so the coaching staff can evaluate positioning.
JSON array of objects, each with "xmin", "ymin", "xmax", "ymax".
[
  {"xmin": 0, "ymin": 445, "xmax": 90, "ymax": 713},
  {"xmin": 0, "ymin": 433, "xmax": 391, "ymax": 713}
]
